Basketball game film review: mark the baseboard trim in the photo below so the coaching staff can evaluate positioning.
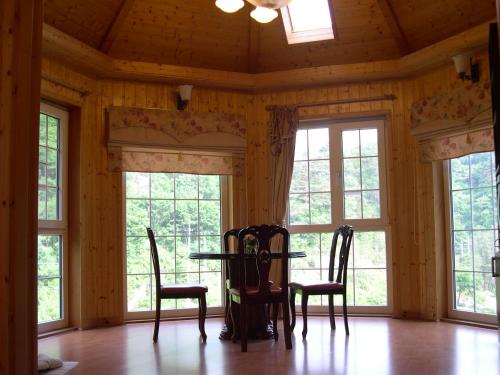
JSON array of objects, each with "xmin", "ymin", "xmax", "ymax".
[
  {"xmin": 440, "ymin": 317, "xmax": 498, "ymax": 331},
  {"xmin": 38, "ymin": 327, "xmax": 78, "ymax": 339}
]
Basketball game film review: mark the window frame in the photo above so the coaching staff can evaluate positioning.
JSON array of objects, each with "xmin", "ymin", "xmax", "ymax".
[
  {"xmin": 288, "ymin": 117, "xmax": 392, "ymax": 315},
  {"xmin": 37, "ymin": 101, "xmax": 69, "ymax": 333},
  {"xmin": 280, "ymin": 0, "xmax": 336, "ymax": 45},
  {"xmin": 443, "ymin": 157, "xmax": 498, "ymax": 325},
  {"xmin": 122, "ymin": 173, "xmax": 230, "ymax": 321}
]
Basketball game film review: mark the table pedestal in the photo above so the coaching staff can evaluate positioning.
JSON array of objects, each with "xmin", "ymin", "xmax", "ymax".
[{"xmin": 219, "ymin": 302, "xmax": 275, "ymax": 340}]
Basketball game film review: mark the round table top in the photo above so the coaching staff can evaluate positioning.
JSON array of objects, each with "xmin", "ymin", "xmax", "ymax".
[{"xmin": 189, "ymin": 251, "xmax": 306, "ymax": 260}]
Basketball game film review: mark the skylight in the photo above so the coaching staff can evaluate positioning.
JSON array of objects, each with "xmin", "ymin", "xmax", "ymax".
[{"xmin": 281, "ymin": 0, "xmax": 335, "ymax": 44}]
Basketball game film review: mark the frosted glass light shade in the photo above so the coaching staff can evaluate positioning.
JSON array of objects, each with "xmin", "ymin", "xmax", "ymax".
[
  {"xmin": 178, "ymin": 85, "xmax": 193, "ymax": 101},
  {"xmin": 215, "ymin": 0, "xmax": 245, "ymax": 13},
  {"xmin": 452, "ymin": 54, "xmax": 470, "ymax": 75},
  {"xmin": 251, "ymin": 6, "xmax": 278, "ymax": 23}
]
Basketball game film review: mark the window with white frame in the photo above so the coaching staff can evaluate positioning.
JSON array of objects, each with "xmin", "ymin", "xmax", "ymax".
[
  {"xmin": 447, "ymin": 152, "xmax": 498, "ymax": 323},
  {"xmin": 288, "ymin": 119, "xmax": 390, "ymax": 311},
  {"xmin": 37, "ymin": 102, "xmax": 68, "ymax": 332},
  {"xmin": 124, "ymin": 172, "xmax": 227, "ymax": 318}
]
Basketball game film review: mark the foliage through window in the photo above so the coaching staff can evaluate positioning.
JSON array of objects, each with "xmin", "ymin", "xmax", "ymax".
[
  {"xmin": 288, "ymin": 120, "xmax": 389, "ymax": 309},
  {"xmin": 37, "ymin": 104, "xmax": 68, "ymax": 330},
  {"xmin": 125, "ymin": 172, "xmax": 224, "ymax": 313},
  {"xmin": 449, "ymin": 152, "xmax": 497, "ymax": 316}
]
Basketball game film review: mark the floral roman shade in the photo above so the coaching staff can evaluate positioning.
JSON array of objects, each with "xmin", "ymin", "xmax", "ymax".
[
  {"xmin": 107, "ymin": 107, "xmax": 247, "ymax": 175},
  {"xmin": 411, "ymin": 81, "xmax": 493, "ymax": 162}
]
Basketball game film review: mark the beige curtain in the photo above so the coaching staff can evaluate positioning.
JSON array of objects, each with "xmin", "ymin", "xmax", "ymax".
[
  {"xmin": 268, "ymin": 106, "xmax": 299, "ymax": 286},
  {"xmin": 269, "ymin": 106, "xmax": 299, "ymax": 225}
]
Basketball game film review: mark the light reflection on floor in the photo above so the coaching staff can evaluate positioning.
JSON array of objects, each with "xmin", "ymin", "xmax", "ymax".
[{"xmin": 38, "ymin": 317, "xmax": 500, "ymax": 375}]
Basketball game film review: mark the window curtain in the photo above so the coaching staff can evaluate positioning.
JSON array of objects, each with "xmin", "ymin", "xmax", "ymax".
[
  {"xmin": 411, "ymin": 81, "xmax": 493, "ymax": 162},
  {"xmin": 268, "ymin": 106, "xmax": 299, "ymax": 286},
  {"xmin": 269, "ymin": 106, "xmax": 299, "ymax": 225},
  {"xmin": 106, "ymin": 106, "xmax": 247, "ymax": 175}
]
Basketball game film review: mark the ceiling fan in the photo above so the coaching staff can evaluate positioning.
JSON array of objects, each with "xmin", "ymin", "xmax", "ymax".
[{"xmin": 215, "ymin": 0, "xmax": 293, "ymax": 23}]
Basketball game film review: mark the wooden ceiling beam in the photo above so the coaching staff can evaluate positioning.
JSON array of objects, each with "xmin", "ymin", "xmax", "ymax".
[
  {"xmin": 41, "ymin": 21, "xmax": 491, "ymax": 92},
  {"xmin": 99, "ymin": 0, "xmax": 135, "ymax": 53},
  {"xmin": 377, "ymin": 0, "xmax": 410, "ymax": 54},
  {"xmin": 42, "ymin": 23, "xmax": 115, "ymax": 77}
]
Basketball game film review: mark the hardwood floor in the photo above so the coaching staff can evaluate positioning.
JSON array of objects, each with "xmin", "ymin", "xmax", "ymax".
[{"xmin": 38, "ymin": 317, "xmax": 500, "ymax": 374}]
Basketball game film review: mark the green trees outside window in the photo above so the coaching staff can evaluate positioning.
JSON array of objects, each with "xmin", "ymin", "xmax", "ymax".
[
  {"xmin": 450, "ymin": 152, "xmax": 497, "ymax": 315},
  {"xmin": 37, "ymin": 107, "xmax": 67, "ymax": 328},
  {"xmin": 288, "ymin": 122, "xmax": 389, "ymax": 308},
  {"xmin": 125, "ymin": 172, "xmax": 224, "ymax": 312}
]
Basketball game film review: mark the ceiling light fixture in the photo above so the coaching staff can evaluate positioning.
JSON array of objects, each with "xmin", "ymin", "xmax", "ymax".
[
  {"xmin": 214, "ymin": 0, "xmax": 292, "ymax": 23},
  {"xmin": 215, "ymin": 0, "xmax": 245, "ymax": 13},
  {"xmin": 250, "ymin": 7, "xmax": 278, "ymax": 23}
]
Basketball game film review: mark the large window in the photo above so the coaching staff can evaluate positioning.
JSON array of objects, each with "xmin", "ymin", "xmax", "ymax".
[
  {"xmin": 125, "ymin": 172, "xmax": 227, "ymax": 318},
  {"xmin": 447, "ymin": 152, "xmax": 498, "ymax": 323},
  {"xmin": 288, "ymin": 119, "xmax": 390, "ymax": 312},
  {"xmin": 37, "ymin": 102, "xmax": 68, "ymax": 332}
]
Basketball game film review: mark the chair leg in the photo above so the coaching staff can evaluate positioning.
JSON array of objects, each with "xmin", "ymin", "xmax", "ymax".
[
  {"xmin": 328, "ymin": 294, "xmax": 336, "ymax": 331},
  {"xmin": 290, "ymin": 288, "xmax": 296, "ymax": 332},
  {"xmin": 199, "ymin": 294, "xmax": 207, "ymax": 342},
  {"xmin": 240, "ymin": 304, "xmax": 248, "ymax": 352},
  {"xmin": 342, "ymin": 292, "xmax": 349, "ymax": 335},
  {"xmin": 282, "ymin": 298, "xmax": 292, "ymax": 350},
  {"xmin": 229, "ymin": 299, "xmax": 238, "ymax": 343},
  {"xmin": 153, "ymin": 296, "xmax": 161, "ymax": 343},
  {"xmin": 301, "ymin": 293, "xmax": 309, "ymax": 339},
  {"xmin": 272, "ymin": 303, "xmax": 279, "ymax": 341}
]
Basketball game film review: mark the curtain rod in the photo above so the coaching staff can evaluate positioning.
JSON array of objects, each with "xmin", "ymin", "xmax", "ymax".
[
  {"xmin": 265, "ymin": 94, "xmax": 397, "ymax": 111},
  {"xmin": 41, "ymin": 74, "xmax": 91, "ymax": 98}
]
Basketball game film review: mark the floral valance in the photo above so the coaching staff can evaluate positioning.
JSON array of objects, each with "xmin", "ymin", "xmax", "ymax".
[
  {"xmin": 411, "ymin": 81, "xmax": 493, "ymax": 162},
  {"xmin": 107, "ymin": 107, "xmax": 247, "ymax": 175},
  {"xmin": 109, "ymin": 147, "xmax": 244, "ymax": 176}
]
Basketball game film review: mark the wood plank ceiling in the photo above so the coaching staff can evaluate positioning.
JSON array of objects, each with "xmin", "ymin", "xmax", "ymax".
[{"xmin": 43, "ymin": 0, "xmax": 496, "ymax": 73}]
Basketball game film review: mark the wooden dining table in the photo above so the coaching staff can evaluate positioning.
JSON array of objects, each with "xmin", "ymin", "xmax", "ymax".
[{"xmin": 189, "ymin": 251, "xmax": 306, "ymax": 340}]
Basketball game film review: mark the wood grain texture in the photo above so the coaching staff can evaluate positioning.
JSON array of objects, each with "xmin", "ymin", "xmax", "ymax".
[
  {"xmin": 376, "ymin": 0, "xmax": 410, "ymax": 53},
  {"xmin": 43, "ymin": 0, "xmax": 123, "ymax": 48},
  {"xmin": 0, "ymin": 0, "xmax": 43, "ymax": 373},
  {"xmin": 99, "ymin": 0, "xmax": 136, "ymax": 53},
  {"xmin": 39, "ymin": 47, "xmax": 490, "ymax": 329},
  {"xmin": 42, "ymin": 0, "xmax": 496, "ymax": 73},
  {"xmin": 390, "ymin": 0, "xmax": 496, "ymax": 51},
  {"xmin": 38, "ymin": 318, "xmax": 500, "ymax": 375},
  {"xmin": 41, "ymin": 21, "xmax": 491, "ymax": 92}
]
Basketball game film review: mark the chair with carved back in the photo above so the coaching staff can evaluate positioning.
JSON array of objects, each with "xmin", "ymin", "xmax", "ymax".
[
  {"xmin": 147, "ymin": 227, "xmax": 208, "ymax": 343},
  {"xmin": 223, "ymin": 228, "xmax": 240, "ymax": 326},
  {"xmin": 289, "ymin": 225, "xmax": 354, "ymax": 338},
  {"xmin": 228, "ymin": 224, "xmax": 293, "ymax": 352}
]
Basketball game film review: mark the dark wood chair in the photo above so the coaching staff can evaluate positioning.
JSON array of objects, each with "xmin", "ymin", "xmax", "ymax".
[
  {"xmin": 289, "ymin": 225, "xmax": 354, "ymax": 338},
  {"xmin": 146, "ymin": 227, "xmax": 208, "ymax": 343},
  {"xmin": 228, "ymin": 224, "xmax": 293, "ymax": 352},
  {"xmin": 222, "ymin": 228, "xmax": 239, "ymax": 330}
]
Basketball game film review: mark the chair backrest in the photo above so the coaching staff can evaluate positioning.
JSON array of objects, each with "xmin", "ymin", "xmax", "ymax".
[
  {"xmin": 328, "ymin": 225, "xmax": 354, "ymax": 284},
  {"xmin": 237, "ymin": 225, "xmax": 289, "ymax": 298},
  {"xmin": 146, "ymin": 227, "xmax": 162, "ymax": 291},
  {"xmin": 223, "ymin": 228, "xmax": 240, "ymax": 253}
]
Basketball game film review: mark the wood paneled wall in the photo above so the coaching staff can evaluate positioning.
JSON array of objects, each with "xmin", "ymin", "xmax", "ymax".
[
  {"xmin": 38, "ymin": 52, "xmax": 490, "ymax": 328},
  {"xmin": 0, "ymin": 1, "xmax": 43, "ymax": 374}
]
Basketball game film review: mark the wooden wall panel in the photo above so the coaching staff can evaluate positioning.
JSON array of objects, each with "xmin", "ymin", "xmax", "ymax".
[
  {"xmin": 0, "ymin": 1, "xmax": 43, "ymax": 373},
  {"xmin": 39, "ymin": 51, "xmax": 490, "ymax": 327}
]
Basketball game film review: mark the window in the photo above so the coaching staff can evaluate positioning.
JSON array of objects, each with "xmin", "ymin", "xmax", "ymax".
[
  {"xmin": 124, "ymin": 172, "xmax": 228, "ymax": 318},
  {"xmin": 37, "ymin": 102, "xmax": 68, "ymax": 332},
  {"xmin": 280, "ymin": 0, "xmax": 335, "ymax": 44},
  {"xmin": 288, "ymin": 119, "xmax": 390, "ymax": 312},
  {"xmin": 447, "ymin": 152, "xmax": 498, "ymax": 323}
]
